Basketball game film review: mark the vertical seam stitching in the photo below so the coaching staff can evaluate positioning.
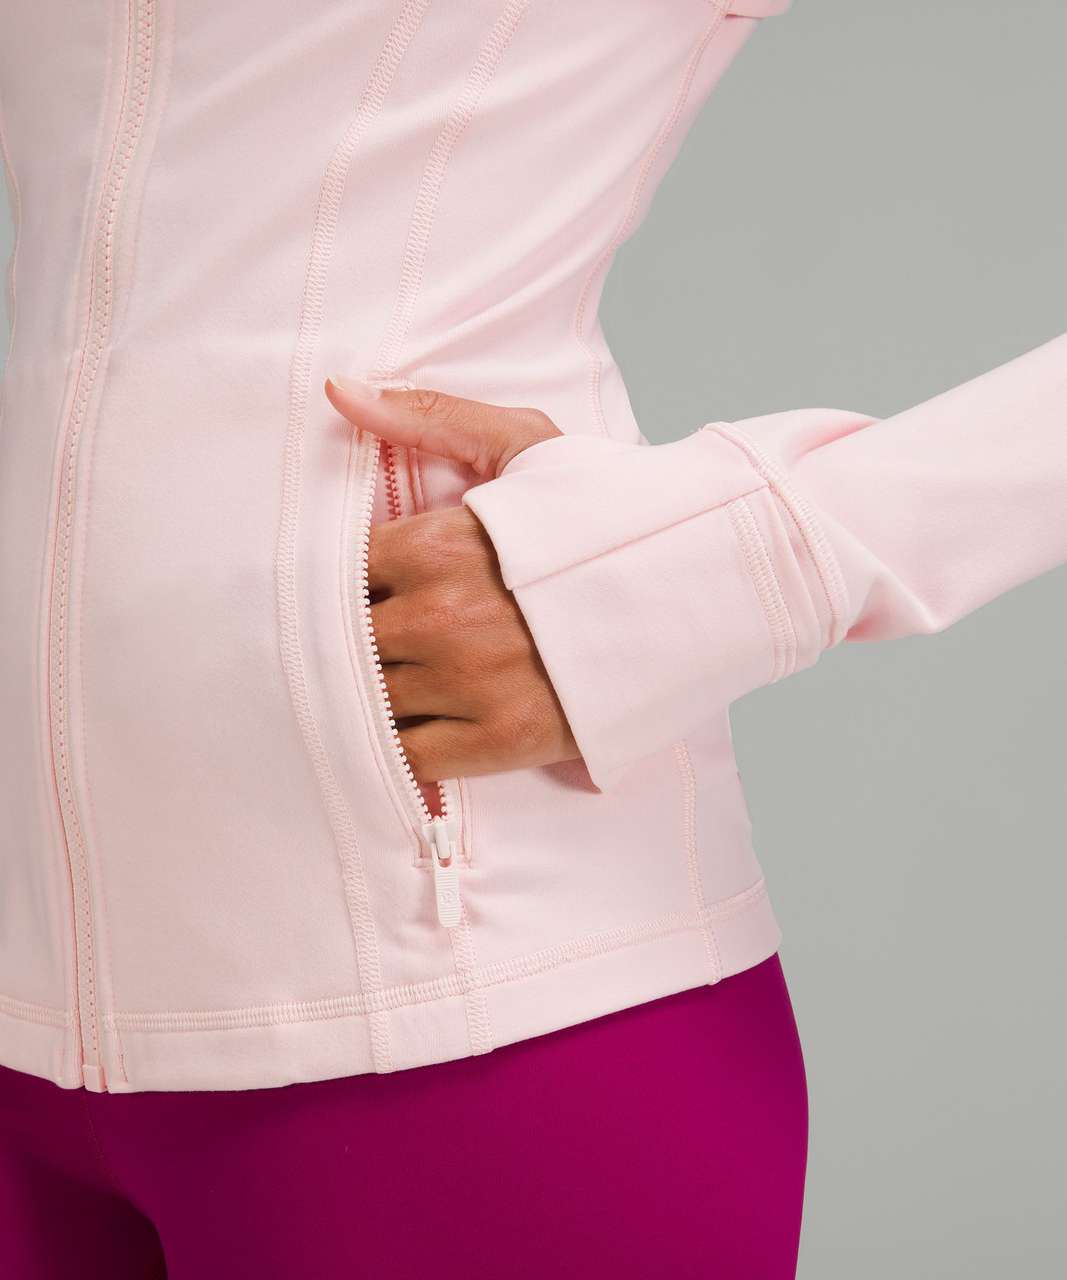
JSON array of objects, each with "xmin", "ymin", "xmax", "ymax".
[
  {"xmin": 33, "ymin": 0, "xmax": 121, "ymax": 1091},
  {"xmin": 361, "ymin": 0, "xmax": 533, "ymax": 1056},
  {"xmin": 674, "ymin": 742, "xmax": 723, "ymax": 983},
  {"xmin": 716, "ymin": 422, "xmax": 850, "ymax": 645},
  {"xmin": 450, "ymin": 915, "xmax": 495, "ymax": 1056},
  {"xmin": 574, "ymin": 1, "xmax": 732, "ymax": 439},
  {"xmin": 48, "ymin": 0, "xmax": 156, "ymax": 1083},
  {"xmin": 78, "ymin": 0, "xmax": 172, "ymax": 1092},
  {"xmin": 366, "ymin": 0, "xmax": 532, "ymax": 382},
  {"xmin": 275, "ymin": 0, "xmax": 435, "ymax": 1076},
  {"xmin": 726, "ymin": 492, "xmax": 797, "ymax": 680}
]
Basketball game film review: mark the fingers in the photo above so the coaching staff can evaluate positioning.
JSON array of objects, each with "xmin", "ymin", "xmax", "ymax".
[
  {"xmin": 399, "ymin": 718, "xmax": 492, "ymax": 783},
  {"xmin": 398, "ymin": 689, "xmax": 580, "ymax": 783},
  {"xmin": 382, "ymin": 663, "xmax": 462, "ymax": 721},
  {"xmin": 371, "ymin": 588, "xmax": 470, "ymax": 664},
  {"xmin": 366, "ymin": 510, "xmax": 463, "ymax": 596},
  {"xmin": 366, "ymin": 520, "xmax": 405, "ymax": 595},
  {"xmin": 369, "ymin": 595, "xmax": 414, "ymax": 662},
  {"xmin": 324, "ymin": 376, "xmax": 561, "ymax": 479},
  {"xmin": 399, "ymin": 704, "xmax": 579, "ymax": 782}
]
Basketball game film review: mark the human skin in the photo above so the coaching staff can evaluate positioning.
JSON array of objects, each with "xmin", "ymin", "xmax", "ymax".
[{"xmin": 324, "ymin": 375, "xmax": 579, "ymax": 783}]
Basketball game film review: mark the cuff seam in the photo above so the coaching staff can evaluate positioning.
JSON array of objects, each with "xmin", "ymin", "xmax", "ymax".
[
  {"xmin": 725, "ymin": 494, "xmax": 798, "ymax": 681},
  {"xmin": 710, "ymin": 423, "xmax": 850, "ymax": 646}
]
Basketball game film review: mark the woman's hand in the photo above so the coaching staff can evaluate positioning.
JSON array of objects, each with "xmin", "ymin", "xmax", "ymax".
[{"xmin": 324, "ymin": 376, "xmax": 580, "ymax": 782}]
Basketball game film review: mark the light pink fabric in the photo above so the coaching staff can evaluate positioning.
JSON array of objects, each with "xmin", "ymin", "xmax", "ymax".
[
  {"xmin": 464, "ymin": 337, "xmax": 1067, "ymax": 788},
  {"xmin": 0, "ymin": 0, "xmax": 1061, "ymax": 1095}
]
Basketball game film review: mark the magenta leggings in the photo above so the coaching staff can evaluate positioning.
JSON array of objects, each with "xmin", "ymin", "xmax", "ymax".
[{"xmin": 1, "ymin": 953, "xmax": 807, "ymax": 1279}]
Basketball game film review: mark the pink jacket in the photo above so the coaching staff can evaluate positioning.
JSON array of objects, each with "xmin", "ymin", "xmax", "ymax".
[{"xmin": 1, "ymin": 0, "xmax": 1063, "ymax": 1094}]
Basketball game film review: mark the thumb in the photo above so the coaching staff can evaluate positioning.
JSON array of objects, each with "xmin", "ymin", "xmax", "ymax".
[{"xmin": 324, "ymin": 375, "xmax": 561, "ymax": 479}]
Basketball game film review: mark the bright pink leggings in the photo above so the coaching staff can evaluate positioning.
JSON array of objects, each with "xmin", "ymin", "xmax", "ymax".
[{"xmin": 0, "ymin": 952, "xmax": 807, "ymax": 1278}]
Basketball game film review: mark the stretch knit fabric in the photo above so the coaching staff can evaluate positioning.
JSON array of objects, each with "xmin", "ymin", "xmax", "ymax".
[
  {"xmin": 0, "ymin": 953, "xmax": 807, "ymax": 1280},
  {"xmin": 3, "ymin": 0, "xmax": 1064, "ymax": 1096}
]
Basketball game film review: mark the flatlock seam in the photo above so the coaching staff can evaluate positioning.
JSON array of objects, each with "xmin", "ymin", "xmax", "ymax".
[
  {"xmin": 675, "ymin": 742, "xmax": 724, "ymax": 983},
  {"xmin": 358, "ymin": 0, "xmax": 529, "ymax": 1055},
  {"xmin": 574, "ymin": 2, "xmax": 732, "ymax": 441},
  {"xmin": 1, "ymin": 0, "xmax": 1060, "ymax": 1099},
  {"xmin": 366, "ymin": 0, "xmax": 532, "ymax": 385},
  {"xmin": 714, "ymin": 422, "xmax": 851, "ymax": 645},
  {"xmin": 727, "ymin": 493, "xmax": 798, "ymax": 681},
  {"xmin": 46, "ymin": 0, "xmax": 159, "ymax": 1089},
  {"xmin": 0, "ymin": 995, "xmax": 73, "ymax": 1029},
  {"xmin": 101, "ymin": 879, "xmax": 769, "ymax": 1035},
  {"xmin": 34, "ymin": 17, "xmax": 124, "ymax": 1082},
  {"xmin": 449, "ymin": 914, "xmax": 496, "ymax": 1057},
  {"xmin": 273, "ymin": 0, "xmax": 433, "ymax": 1076},
  {"xmin": 78, "ymin": 0, "xmax": 180, "ymax": 1095}
]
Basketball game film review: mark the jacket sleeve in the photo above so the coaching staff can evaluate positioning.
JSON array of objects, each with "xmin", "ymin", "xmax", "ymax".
[{"xmin": 462, "ymin": 333, "xmax": 1067, "ymax": 791}]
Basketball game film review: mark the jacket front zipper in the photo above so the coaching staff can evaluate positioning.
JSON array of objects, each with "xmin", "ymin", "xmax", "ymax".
[
  {"xmin": 46, "ymin": 0, "xmax": 158, "ymax": 1090},
  {"xmin": 352, "ymin": 431, "xmax": 466, "ymax": 928}
]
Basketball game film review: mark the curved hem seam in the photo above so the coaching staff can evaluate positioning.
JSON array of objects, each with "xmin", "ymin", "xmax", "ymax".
[{"xmin": 96, "ymin": 879, "xmax": 769, "ymax": 1036}]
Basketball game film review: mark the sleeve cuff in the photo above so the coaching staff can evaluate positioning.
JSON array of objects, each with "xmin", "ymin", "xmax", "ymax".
[{"xmin": 463, "ymin": 427, "xmax": 831, "ymax": 790}]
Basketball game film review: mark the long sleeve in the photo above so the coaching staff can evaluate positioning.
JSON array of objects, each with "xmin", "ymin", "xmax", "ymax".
[{"xmin": 462, "ymin": 333, "xmax": 1067, "ymax": 791}]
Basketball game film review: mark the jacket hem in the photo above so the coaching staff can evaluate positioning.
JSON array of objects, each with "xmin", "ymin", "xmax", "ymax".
[
  {"xmin": 0, "ymin": 881, "xmax": 781, "ymax": 1093},
  {"xmin": 0, "ymin": 1002, "xmax": 80, "ymax": 1089}
]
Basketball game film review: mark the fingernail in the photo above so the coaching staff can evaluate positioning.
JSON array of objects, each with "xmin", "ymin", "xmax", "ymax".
[{"xmin": 328, "ymin": 374, "xmax": 382, "ymax": 400}]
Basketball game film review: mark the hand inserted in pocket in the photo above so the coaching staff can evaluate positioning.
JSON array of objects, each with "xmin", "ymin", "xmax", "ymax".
[{"xmin": 325, "ymin": 376, "xmax": 579, "ymax": 782}]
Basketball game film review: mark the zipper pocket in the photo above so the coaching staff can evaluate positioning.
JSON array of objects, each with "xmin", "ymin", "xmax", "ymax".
[{"xmin": 349, "ymin": 429, "xmax": 469, "ymax": 929}]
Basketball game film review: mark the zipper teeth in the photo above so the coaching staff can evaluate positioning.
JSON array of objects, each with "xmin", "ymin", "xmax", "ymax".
[
  {"xmin": 49, "ymin": 0, "xmax": 156, "ymax": 1073},
  {"xmin": 356, "ymin": 434, "xmax": 449, "ymax": 827},
  {"xmin": 382, "ymin": 441, "xmax": 405, "ymax": 523}
]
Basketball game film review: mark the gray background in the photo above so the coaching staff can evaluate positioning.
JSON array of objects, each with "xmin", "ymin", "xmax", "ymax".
[{"xmin": 2, "ymin": 1, "xmax": 1064, "ymax": 1274}]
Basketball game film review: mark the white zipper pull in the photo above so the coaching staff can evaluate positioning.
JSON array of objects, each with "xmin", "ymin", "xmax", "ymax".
[{"xmin": 422, "ymin": 817, "xmax": 462, "ymax": 928}]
